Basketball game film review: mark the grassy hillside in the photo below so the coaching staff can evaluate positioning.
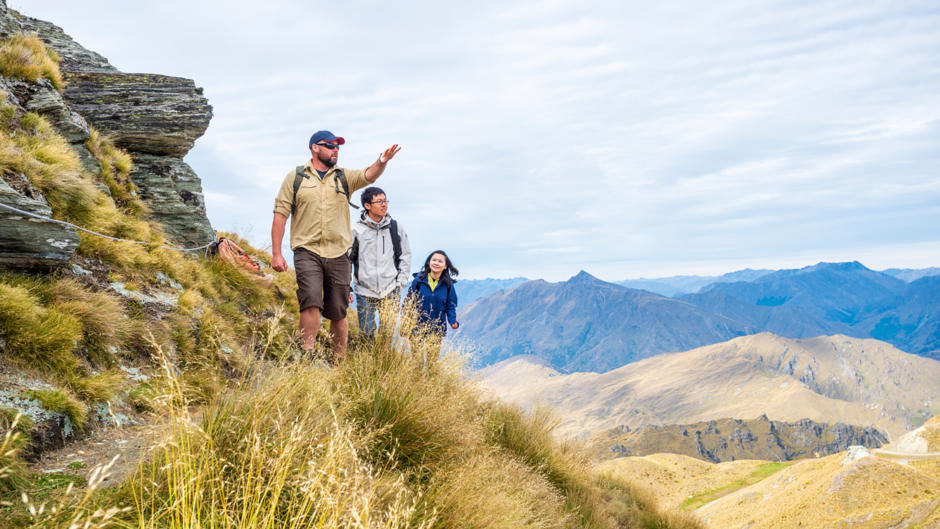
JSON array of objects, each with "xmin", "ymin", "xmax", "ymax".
[
  {"xmin": 599, "ymin": 419, "xmax": 940, "ymax": 529},
  {"xmin": 0, "ymin": 34, "xmax": 698, "ymax": 529}
]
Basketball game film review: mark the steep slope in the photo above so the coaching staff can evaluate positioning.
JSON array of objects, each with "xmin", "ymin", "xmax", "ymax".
[
  {"xmin": 459, "ymin": 271, "xmax": 750, "ymax": 372},
  {"xmin": 479, "ymin": 333, "xmax": 940, "ymax": 438},
  {"xmin": 858, "ymin": 275, "xmax": 940, "ymax": 360}
]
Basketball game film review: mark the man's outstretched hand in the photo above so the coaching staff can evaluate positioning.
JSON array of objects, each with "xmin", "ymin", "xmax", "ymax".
[
  {"xmin": 379, "ymin": 144, "xmax": 402, "ymax": 163},
  {"xmin": 272, "ymin": 254, "xmax": 288, "ymax": 272}
]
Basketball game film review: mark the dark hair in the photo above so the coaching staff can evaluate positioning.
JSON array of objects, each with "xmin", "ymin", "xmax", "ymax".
[
  {"xmin": 421, "ymin": 250, "xmax": 459, "ymax": 284},
  {"xmin": 360, "ymin": 187, "xmax": 386, "ymax": 207}
]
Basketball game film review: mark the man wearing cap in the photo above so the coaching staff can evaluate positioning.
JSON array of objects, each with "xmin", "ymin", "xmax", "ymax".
[{"xmin": 272, "ymin": 130, "xmax": 401, "ymax": 360}]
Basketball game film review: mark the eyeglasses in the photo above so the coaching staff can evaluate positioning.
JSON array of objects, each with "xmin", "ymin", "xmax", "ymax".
[
  {"xmin": 370, "ymin": 200, "xmax": 388, "ymax": 205},
  {"xmin": 316, "ymin": 143, "xmax": 339, "ymax": 150}
]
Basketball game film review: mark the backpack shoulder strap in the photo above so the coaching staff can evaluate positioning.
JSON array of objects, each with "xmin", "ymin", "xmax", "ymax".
[
  {"xmin": 349, "ymin": 237, "xmax": 360, "ymax": 282},
  {"xmin": 291, "ymin": 166, "xmax": 306, "ymax": 215},
  {"xmin": 389, "ymin": 219, "xmax": 402, "ymax": 269},
  {"xmin": 332, "ymin": 169, "xmax": 360, "ymax": 210}
]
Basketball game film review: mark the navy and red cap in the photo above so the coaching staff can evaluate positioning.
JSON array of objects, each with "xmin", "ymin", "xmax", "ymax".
[{"xmin": 309, "ymin": 130, "xmax": 346, "ymax": 148}]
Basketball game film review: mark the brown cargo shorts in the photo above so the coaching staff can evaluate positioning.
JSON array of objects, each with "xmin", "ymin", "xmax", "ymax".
[{"xmin": 293, "ymin": 248, "xmax": 351, "ymax": 320}]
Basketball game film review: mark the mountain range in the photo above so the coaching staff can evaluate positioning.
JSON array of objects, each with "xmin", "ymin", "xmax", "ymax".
[
  {"xmin": 477, "ymin": 333, "xmax": 940, "ymax": 439},
  {"xmin": 458, "ymin": 262, "xmax": 940, "ymax": 371}
]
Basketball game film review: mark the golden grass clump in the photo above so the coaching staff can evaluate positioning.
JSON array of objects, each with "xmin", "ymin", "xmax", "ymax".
[
  {"xmin": 0, "ymin": 282, "xmax": 82, "ymax": 375},
  {"xmin": 0, "ymin": 33, "xmax": 64, "ymax": 91},
  {"xmin": 47, "ymin": 278, "xmax": 130, "ymax": 366},
  {"xmin": 421, "ymin": 452, "xmax": 575, "ymax": 529},
  {"xmin": 23, "ymin": 389, "xmax": 87, "ymax": 430},
  {"xmin": 67, "ymin": 369, "xmax": 125, "ymax": 404},
  {"xmin": 85, "ymin": 128, "xmax": 143, "ymax": 216},
  {"xmin": 0, "ymin": 412, "xmax": 31, "ymax": 494},
  {"xmin": 121, "ymin": 351, "xmax": 431, "ymax": 529}
]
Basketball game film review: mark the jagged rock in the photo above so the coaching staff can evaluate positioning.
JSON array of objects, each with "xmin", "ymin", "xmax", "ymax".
[
  {"xmin": 9, "ymin": 9, "xmax": 117, "ymax": 73},
  {"xmin": 130, "ymin": 154, "xmax": 215, "ymax": 247},
  {"xmin": 1, "ymin": 77, "xmax": 90, "ymax": 143},
  {"xmin": 0, "ymin": 171, "xmax": 79, "ymax": 270},
  {"xmin": 0, "ymin": 0, "xmax": 21, "ymax": 36},
  {"xmin": 62, "ymin": 72, "xmax": 212, "ymax": 157},
  {"xmin": 72, "ymin": 144, "xmax": 101, "ymax": 175}
]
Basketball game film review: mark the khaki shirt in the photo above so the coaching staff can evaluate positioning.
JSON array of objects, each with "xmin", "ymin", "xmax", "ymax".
[{"xmin": 273, "ymin": 161, "xmax": 370, "ymax": 258}]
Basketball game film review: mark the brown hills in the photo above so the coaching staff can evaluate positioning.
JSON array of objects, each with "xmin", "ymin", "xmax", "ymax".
[
  {"xmin": 597, "ymin": 417, "xmax": 940, "ymax": 528},
  {"xmin": 478, "ymin": 333, "xmax": 940, "ymax": 439}
]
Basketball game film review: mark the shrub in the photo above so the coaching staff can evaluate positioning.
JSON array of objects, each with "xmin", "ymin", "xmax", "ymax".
[{"xmin": 0, "ymin": 33, "xmax": 64, "ymax": 90}]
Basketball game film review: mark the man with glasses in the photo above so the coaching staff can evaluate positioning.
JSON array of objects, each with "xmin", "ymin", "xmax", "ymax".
[
  {"xmin": 272, "ymin": 130, "xmax": 401, "ymax": 360},
  {"xmin": 349, "ymin": 187, "xmax": 411, "ymax": 340}
]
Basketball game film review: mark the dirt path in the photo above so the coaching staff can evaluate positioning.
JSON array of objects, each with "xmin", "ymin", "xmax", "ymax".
[{"xmin": 32, "ymin": 420, "xmax": 162, "ymax": 487}]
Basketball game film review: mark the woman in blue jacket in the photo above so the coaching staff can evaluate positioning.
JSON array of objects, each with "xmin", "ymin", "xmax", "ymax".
[{"xmin": 408, "ymin": 250, "xmax": 459, "ymax": 336}]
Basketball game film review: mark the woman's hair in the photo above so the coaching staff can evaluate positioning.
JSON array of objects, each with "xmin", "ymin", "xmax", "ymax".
[{"xmin": 420, "ymin": 250, "xmax": 459, "ymax": 283}]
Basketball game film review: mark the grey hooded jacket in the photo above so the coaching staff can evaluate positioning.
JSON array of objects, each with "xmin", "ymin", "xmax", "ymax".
[{"xmin": 350, "ymin": 212, "xmax": 411, "ymax": 298}]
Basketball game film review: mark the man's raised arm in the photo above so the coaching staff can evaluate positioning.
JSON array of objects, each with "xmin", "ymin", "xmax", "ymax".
[{"xmin": 364, "ymin": 144, "xmax": 402, "ymax": 183}]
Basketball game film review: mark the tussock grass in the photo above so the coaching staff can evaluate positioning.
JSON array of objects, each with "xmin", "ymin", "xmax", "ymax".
[
  {"xmin": 23, "ymin": 389, "xmax": 87, "ymax": 430},
  {"xmin": 0, "ymin": 413, "xmax": 30, "ymax": 494},
  {"xmin": 67, "ymin": 369, "xmax": 125, "ymax": 404},
  {"xmin": 86, "ymin": 128, "xmax": 143, "ymax": 216},
  {"xmin": 0, "ymin": 282, "xmax": 83, "ymax": 375},
  {"xmin": 0, "ymin": 33, "xmax": 64, "ymax": 91}
]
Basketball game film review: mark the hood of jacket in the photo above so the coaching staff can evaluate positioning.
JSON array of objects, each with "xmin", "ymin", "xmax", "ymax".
[{"xmin": 358, "ymin": 210, "xmax": 392, "ymax": 230}]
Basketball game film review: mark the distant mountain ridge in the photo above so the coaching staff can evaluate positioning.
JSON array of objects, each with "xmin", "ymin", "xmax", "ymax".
[
  {"xmin": 454, "ymin": 277, "xmax": 528, "ymax": 305},
  {"xmin": 459, "ymin": 262, "xmax": 940, "ymax": 371},
  {"xmin": 614, "ymin": 265, "xmax": 938, "ymax": 297},
  {"xmin": 460, "ymin": 271, "xmax": 749, "ymax": 372},
  {"xmin": 616, "ymin": 269, "xmax": 773, "ymax": 297}
]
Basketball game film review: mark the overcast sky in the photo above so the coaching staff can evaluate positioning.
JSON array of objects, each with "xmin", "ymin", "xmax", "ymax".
[{"xmin": 12, "ymin": 0, "xmax": 940, "ymax": 281}]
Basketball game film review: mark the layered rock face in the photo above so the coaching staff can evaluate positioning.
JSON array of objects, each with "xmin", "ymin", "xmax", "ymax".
[
  {"xmin": 0, "ymin": 6, "xmax": 83, "ymax": 269},
  {"xmin": 0, "ymin": 2, "xmax": 216, "ymax": 258},
  {"xmin": 596, "ymin": 416, "xmax": 889, "ymax": 463},
  {"xmin": 0, "ymin": 164, "xmax": 80, "ymax": 270}
]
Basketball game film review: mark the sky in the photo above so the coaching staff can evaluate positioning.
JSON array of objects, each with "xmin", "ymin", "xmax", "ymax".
[{"xmin": 11, "ymin": 0, "xmax": 940, "ymax": 281}]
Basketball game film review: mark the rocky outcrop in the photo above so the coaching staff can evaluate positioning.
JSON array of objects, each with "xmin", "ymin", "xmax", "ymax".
[
  {"xmin": 130, "ymin": 155, "xmax": 215, "ymax": 246},
  {"xmin": 1, "ymin": 77, "xmax": 90, "ymax": 143},
  {"xmin": 0, "ymin": 170, "xmax": 80, "ymax": 270},
  {"xmin": 594, "ymin": 416, "xmax": 889, "ymax": 463},
  {"xmin": 63, "ymin": 73, "xmax": 212, "ymax": 157},
  {"xmin": 9, "ymin": 9, "xmax": 117, "ymax": 73},
  {"xmin": 0, "ymin": 1, "xmax": 217, "ymax": 250}
]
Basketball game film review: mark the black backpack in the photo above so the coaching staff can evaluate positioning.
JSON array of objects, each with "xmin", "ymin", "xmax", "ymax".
[
  {"xmin": 349, "ymin": 218, "xmax": 402, "ymax": 282},
  {"xmin": 291, "ymin": 166, "xmax": 359, "ymax": 215}
]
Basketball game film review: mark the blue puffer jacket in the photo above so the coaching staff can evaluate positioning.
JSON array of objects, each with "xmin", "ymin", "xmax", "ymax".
[{"xmin": 408, "ymin": 272, "xmax": 458, "ymax": 334}]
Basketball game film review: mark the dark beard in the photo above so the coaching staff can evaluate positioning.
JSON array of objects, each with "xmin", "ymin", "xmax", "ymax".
[{"xmin": 318, "ymin": 150, "xmax": 337, "ymax": 168}]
